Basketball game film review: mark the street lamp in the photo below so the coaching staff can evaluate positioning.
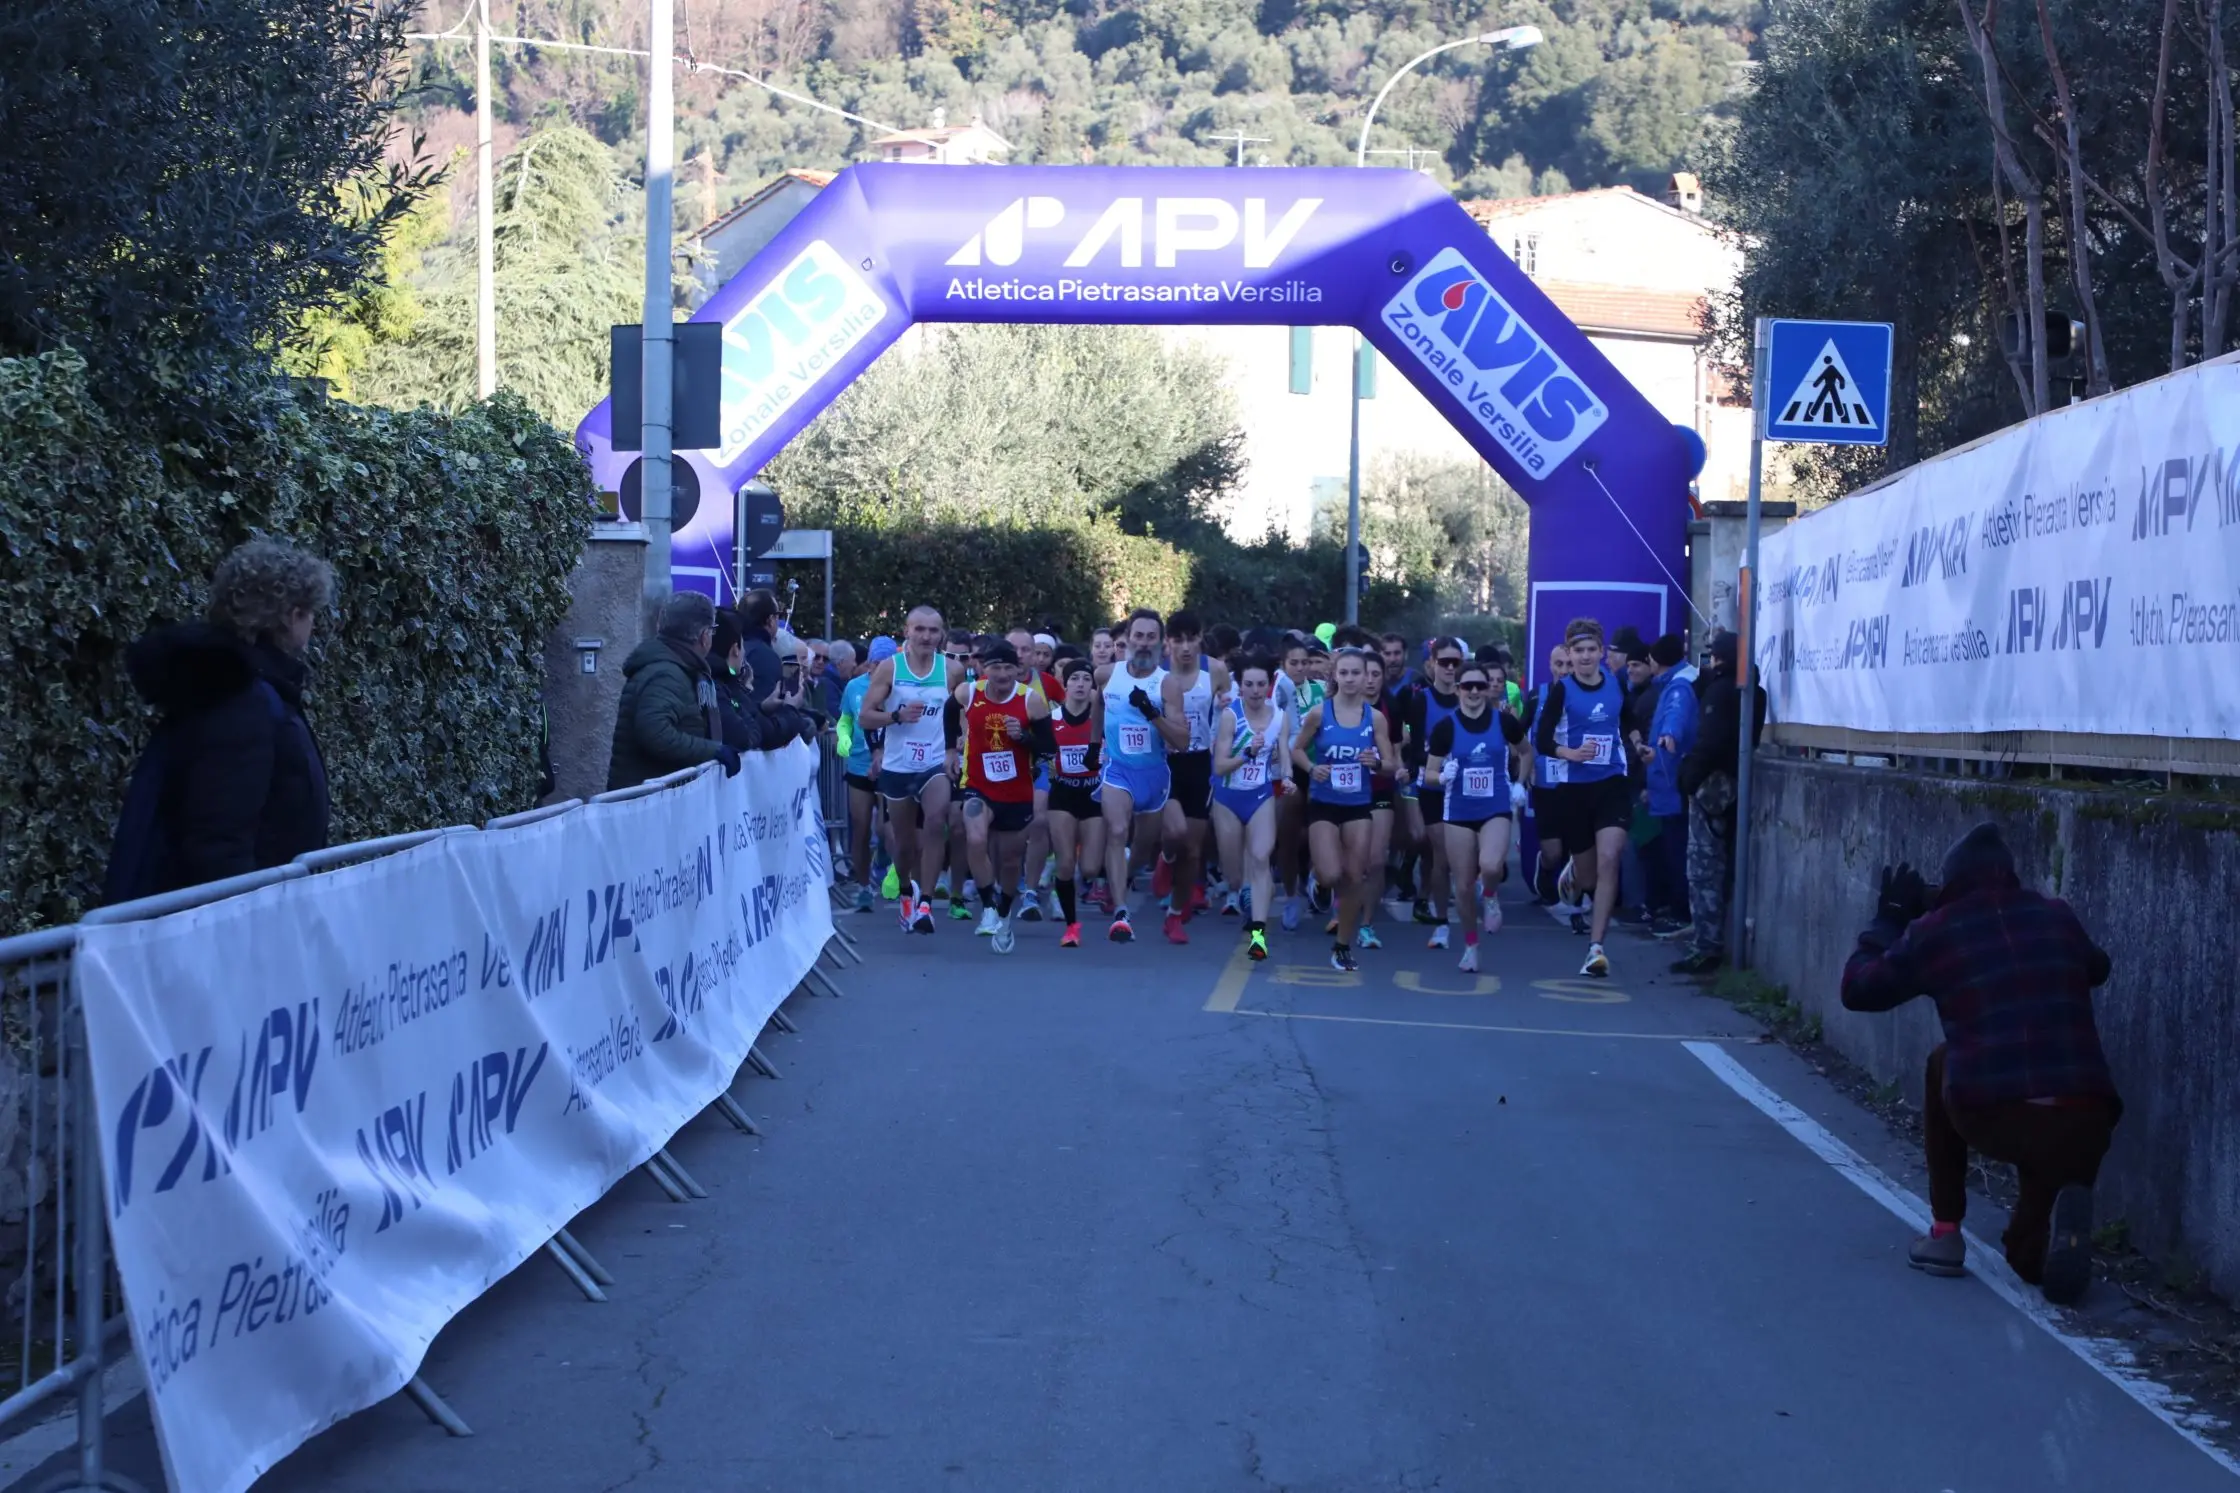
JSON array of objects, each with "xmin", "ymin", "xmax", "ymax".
[{"xmin": 1343, "ymin": 25, "xmax": 1543, "ymax": 623}]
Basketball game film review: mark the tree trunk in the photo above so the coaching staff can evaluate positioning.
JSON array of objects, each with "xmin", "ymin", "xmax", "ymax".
[
  {"xmin": 1960, "ymin": 0, "xmax": 2050, "ymax": 413},
  {"xmin": 2035, "ymin": 0, "xmax": 2111, "ymax": 395},
  {"xmin": 2203, "ymin": 0, "xmax": 2238, "ymax": 357},
  {"xmin": 2146, "ymin": 0, "xmax": 2195, "ymax": 370}
]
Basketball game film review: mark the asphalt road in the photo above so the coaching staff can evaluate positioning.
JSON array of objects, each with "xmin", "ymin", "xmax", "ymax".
[{"xmin": 19, "ymin": 886, "xmax": 2237, "ymax": 1492}]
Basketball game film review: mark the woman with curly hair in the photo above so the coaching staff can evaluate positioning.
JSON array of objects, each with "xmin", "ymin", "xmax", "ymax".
[{"xmin": 105, "ymin": 538, "xmax": 335, "ymax": 900}]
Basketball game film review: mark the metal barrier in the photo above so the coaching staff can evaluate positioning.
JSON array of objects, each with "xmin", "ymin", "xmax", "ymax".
[{"xmin": 0, "ymin": 758, "xmax": 855, "ymax": 1486}]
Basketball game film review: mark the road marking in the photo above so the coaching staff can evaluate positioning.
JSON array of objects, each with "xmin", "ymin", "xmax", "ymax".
[
  {"xmin": 1393, "ymin": 970, "xmax": 1502, "ymax": 996},
  {"xmin": 1532, "ymin": 978, "xmax": 1631, "ymax": 1005},
  {"xmin": 1235, "ymin": 1008, "xmax": 1719, "ymax": 1041},
  {"xmin": 1269, "ymin": 964, "xmax": 1362, "ymax": 987},
  {"xmin": 1684, "ymin": 1041, "xmax": 2240, "ymax": 1478},
  {"xmin": 1202, "ymin": 939, "xmax": 1254, "ymax": 1012}
]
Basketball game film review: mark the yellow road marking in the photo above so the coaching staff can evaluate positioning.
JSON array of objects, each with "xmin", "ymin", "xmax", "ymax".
[
  {"xmin": 1531, "ymin": 978, "xmax": 1632, "ymax": 1005},
  {"xmin": 1393, "ymin": 970, "xmax": 1503, "ymax": 996},
  {"xmin": 1231, "ymin": 1008, "xmax": 1721, "ymax": 1041},
  {"xmin": 1202, "ymin": 938, "xmax": 1255, "ymax": 1012},
  {"xmin": 1270, "ymin": 964, "xmax": 1363, "ymax": 987}
]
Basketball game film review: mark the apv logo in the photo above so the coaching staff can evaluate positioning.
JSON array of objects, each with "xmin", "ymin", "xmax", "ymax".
[
  {"xmin": 712, "ymin": 240, "xmax": 889, "ymax": 466},
  {"xmin": 1839, "ymin": 614, "xmax": 1891, "ymax": 669},
  {"xmin": 2133, "ymin": 450, "xmax": 2240, "ymax": 539},
  {"xmin": 1900, "ymin": 514, "xmax": 1970, "ymax": 587},
  {"xmin": 1382, "ymin": 246, "xmax": 1607, "ymax": 478},
  {"xmin": 946, "ymin": 196, "xmax": 1322, "ymax": 269},
  {"xmin": 2006, "ymin": 577, "xmax": 2112, "ymax": 652}
]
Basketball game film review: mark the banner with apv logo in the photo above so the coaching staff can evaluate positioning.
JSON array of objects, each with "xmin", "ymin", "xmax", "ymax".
[
  {"xmin": 75, "ymin": 746, "xmax": 833, "ymax": 1493},
  {"xmin": 1756, "ymin": 355, "xmax": 2240, "ymax": 741}
]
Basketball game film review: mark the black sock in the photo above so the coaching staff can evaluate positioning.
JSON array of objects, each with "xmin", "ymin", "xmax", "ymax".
[
  {"xmin": 981, "ymin": 884, "xmax": 1001, "ymax": 915},
  {"xmin": 995, "ymin": 888, "xmax": 1013, "ymax": 917},
  {"xmin": 1333, "ymin": 941, "xmax": 1352, "ymax": 957},
  {"xmin": 1245, "ymin": 919, "xmax": 1263, "ymax": 934},
  {"xmin": 1056, "ymin": 877, "xmax": 1079, "ymax": 923}
]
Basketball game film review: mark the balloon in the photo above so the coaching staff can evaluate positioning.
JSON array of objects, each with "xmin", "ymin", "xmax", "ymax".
[
  {"xmin": 1674, "ymin": 422, "xmax": 1709, "ymax": 481},
  {"xmin": 1314, "ymin": 622, "xmax": 1337, "ymax": 646}
]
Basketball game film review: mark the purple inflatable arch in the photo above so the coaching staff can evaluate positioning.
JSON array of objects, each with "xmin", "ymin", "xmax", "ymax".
[{"xmin": 575, "ymin": 164, "xmax": 1693, "ymax": 677}]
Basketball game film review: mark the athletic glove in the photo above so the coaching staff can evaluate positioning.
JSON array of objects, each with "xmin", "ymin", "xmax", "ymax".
[
  {"xmin": 714, "ymin": 745, "xmax": 743, "ymax": 777},
  {"xmin": 1877, "ymin": 862, "xmax": 1928, "ymax": 926},
  {"xmin": 1129, "ymin": 687, "xmax": 1159, "ymax": 718}
]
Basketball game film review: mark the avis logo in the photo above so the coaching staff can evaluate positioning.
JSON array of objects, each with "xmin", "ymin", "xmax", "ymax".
[
  {"xmin": 1900, "ymin": 515, "xmax": 1969, "ymax": 587},
  {"xmin": 2132, "ymin": 451, "xmax": 2239, "ymax": 539},
  {"xmin": 945, "ymin": 196, "xmax": 1322, "ymax": 269},
  {"xmin": 2006, "ymin": 577, "xmax": 2111, "ymax": 652},
  {"xmin": 1382, "ymin": 246, "xmax": 1608, "ymax": 476}
]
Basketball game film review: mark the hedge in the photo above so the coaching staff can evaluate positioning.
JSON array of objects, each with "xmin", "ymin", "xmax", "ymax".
[{"xmin": 0, "ymin": 349, "xmax": 593, "ymax": 934}]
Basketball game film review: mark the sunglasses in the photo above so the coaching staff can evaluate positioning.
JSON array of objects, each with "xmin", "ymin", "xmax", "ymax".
[
  {"xmin": 1457, "ymin": 680, "xmax": 1490, "ymax": 691},
  {"xmin": 1434, "ymin": 655, "xmax": 1463, "ymax": 667}
]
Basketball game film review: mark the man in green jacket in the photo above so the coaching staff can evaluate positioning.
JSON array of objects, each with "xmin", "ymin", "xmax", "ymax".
[{"xmin": 605, "ymin": 591, "xmax": 741, "ymax": 790}]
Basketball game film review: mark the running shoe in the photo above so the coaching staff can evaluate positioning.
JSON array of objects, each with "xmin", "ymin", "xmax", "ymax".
[
  {"xmin": 854, "ymin": 884, "xmax": 875, "ymax": 914},
  {"xmin": 1016, "ymin": 889, "xmax": 1044, "ymax": 923},
  {"xmin": 1458, "ymin": 943, "xmax": 1479, "ymax": 973},
  {"xmin": 951, "ymin": 898, "xmax": 973, "ymax": 921},
  {"xmin": 1329, "ymin": 946, "xmax": 1359, "ymax": 973},
  {"xmin": 1060, "ymin": 922, "xmax": 1082, "ymax": 948},
  {"xmin": 934, "ymin": 871, "xmax": 951, "ymax": 901},
  {"xmin": 1109, "ymin": 910, "xmax": 1134, "ymax": 943},
  {"xmin": 898, "ymin": 894, "xmax": 917, "ymax": 933},
  {"xmin": 1569, "ymin": 912, "xmax": 1590, "ymax": 937},
  {"xmin": 1247, "ymin": 928, "xmax": 1268, "ymax": 961},
  {"xmin": 1483, "ymin": 898, "xmax": 1504, "ymax": 936},
  {"xmin": 991, "ymin": 918, "xmax": 1016, "ymax": 955},
  {"xmin": 976, "ymin": 906, "xmax": 1002, "ymax": 937},
  {"xmin": 1355, "ymin": 926, "xmax": 1383, "ymax": 950},
  {"xmin": 1281, "ymin": 897, "xmax": 1303, "ymax": 933},
  {"xmin": 1084, "ymin": 881, "xmax": 1111, "ymax": 914},
  {"xmin": 911, "ymin": 905, "xmax": 937, "ymax": 935},
  {"xmin": 1309, "ymin": 878, "xmax": 1333, "ymax": 915},
  {"xmin": 1427, "ymin": 925, "xmax": 1450, "ymax": 950},
  {"xmin": 1221, "ymin": 891, "xmax": 1241, "ymax": 918},
  {"xmin": 1581, "ymin": 942, "xmax": 1611, "ymax": 978},
  {"xmin": 1152, "ymin": 854, "xmax": 1175, "ymax": 901},
  {"xmin": 1324, "ymin": 917, "xmax": 1339, "ymax": 935},
  {"xmin": 881, "ymin": 865, "xmax": 900, "ymax": 901},
  {"xmin": 1163, "ymin": 910, "xmax": 1189, "ymax": 944},
  {"xmin": 961, "ymin": 878, "xmax": 980, "ymax": 906}
]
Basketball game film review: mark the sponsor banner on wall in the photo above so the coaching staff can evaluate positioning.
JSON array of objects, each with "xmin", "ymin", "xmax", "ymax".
[
  {"xmin": 1756, "ymin": 356, "xmax": 2240, "ymax": 740},
  {"xmin": 75, "ymin": 747, "xmax": 833, "ymax": 1493}
]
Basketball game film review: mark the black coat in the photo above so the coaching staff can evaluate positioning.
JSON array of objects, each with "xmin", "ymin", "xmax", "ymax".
[
  {"xmin": 120, "ymin": 623, "xmax": 330, "ymax": 894},
  {"xmin": 1679, "ymin": 667, "xmax": 1765, "ymax": 799},
  {"xmin": 712, "ymin": 658, "xmax": 815, "ymax": 753},
  {"xmin": 606, "ymin": 637, "xmax": 724, "ymax": 790}
]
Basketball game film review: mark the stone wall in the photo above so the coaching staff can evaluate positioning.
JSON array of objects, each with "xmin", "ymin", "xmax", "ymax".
[
  {"xmin": 540, "ymin": 526, "xmax": 648, "ymax": 806},
  {"xmin": 1744, "ymin": 755, "xmax": 2240, "ymax": 1294}
]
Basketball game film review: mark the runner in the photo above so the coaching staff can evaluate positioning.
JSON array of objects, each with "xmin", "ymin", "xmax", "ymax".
[
  {"xmin": 1424, "ymin": 659, "xmax": 1526, "ymax": 972},
  {"xmin": 858, "ymin": 606, "xmax": 954, "ymax": 935},
  {"xmin": 836, "ymin": 636, "xmax": 893, "ymax": 913},
  {"xmin": 1292, "ymin": 647, "xmax": 1393, "ymax": 972},
  {"xmin": 951, "ymin": 639, "xmax": 1052, "ymax": 954},
  {"xmin": 1210, "ymin": 653, "xmax": 1287, "ymax": 962},
  {"xmin": 1045, "ymin": 657, "xmax": 1105, "ymax": 948},
  {"xmin": 1352, "ymin": 650, "xmax": 1404, "ymax": 951},
  {"xmin": 1090, "ymin": 627, "xmax": 1117, "ymax": 671},
  {"xmin": 1523, "ymin": 641, "xmax": 1574, "ymax": 910},
  {"xmin": 1095, "ymin": 609, "xmax": 1187, "ymax": 942},
  {"xmin": 1152, "ymin": 610, "xmax": 1228, "ymax": 943},
  {"xmin": 1533, "ymin": 618, "xmax": 1632, "ymax": 977},
  {"xmin": 1403, "ymin": 637, "xmax": 1467, "ymax": 946},
  {"xmin": 999, "ymin": 625, "xmax": 1056, "ymax": 922}
]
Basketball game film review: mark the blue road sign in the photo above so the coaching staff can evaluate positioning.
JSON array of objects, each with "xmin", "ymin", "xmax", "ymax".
[{"xmin": 1763, "ymin": 319, "xmax": 1893, "ymax": 445}]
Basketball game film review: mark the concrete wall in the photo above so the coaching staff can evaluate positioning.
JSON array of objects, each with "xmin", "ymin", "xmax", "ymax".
[
  {"xmin": 542, "ymin": 526, "xmax": 648, "ymax": 805},
  {"xmin": 1745, "ymin": 755, "xmax": 2240, "ymax": 1293}
]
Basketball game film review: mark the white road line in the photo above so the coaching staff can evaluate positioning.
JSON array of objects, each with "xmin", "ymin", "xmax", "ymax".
[{"xmin": 1684, "ymin": 1039, "xmax": 2240, "ymax": 1480}]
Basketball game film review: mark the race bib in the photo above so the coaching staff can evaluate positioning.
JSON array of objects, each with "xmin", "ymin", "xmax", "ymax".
[
  {"xmin": 1233, "ymin": 758, "xmax": 1267, "ymax": 789},
  {"xmin": 1059, "ymin": 744, "xmax": 1090, "ymax": 776},
  {"xmin": 1328, "ymin": 763, "xmax": 1363, "ymax": 794},
  {"xmin": 1540, "ymin": 755, "xmax": 1569, "ymax": 787},
  {"xmin": 981, "ymin": 750, "xmax": 1018, "ymax": 783},
  {"xmin": 901, "ymin": 737, "xmax": 936, "ymax": 769},
  {"xmin": 1462, "ymin": 766, "xmax": 1500, "ymax": 799},
  {"xmin": 1119, "ymin": 722, "xmax": 1152, "ymax": 756},
  {"xmin": 1582, "ymin": 732, "xmax": 1617, "ymax": 766}
]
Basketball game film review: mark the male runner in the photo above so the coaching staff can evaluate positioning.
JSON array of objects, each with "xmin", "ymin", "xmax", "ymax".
[
  {"xmin": 951, "ymin": 639, "xmax": 1052, "ymax": 954},
  {"xmin": 1095, "ymin": 609, "xmax": 1188, "ymax": 942},
  {"xmin": 1002, "ymin": 625, "xmax": 1057, "ymax": 921},
  {"xmin": 1534, "ymin": 618, "xmax": 1631, "ymax": 977},
  {"xmin": 1523, "ymin": 642, "xmax": 1575, "ymax": 909},
  {"xmin": 836, "ymin": 637, "xmax": 891, "ymax": 913},
  {"xmin": 1045, "ymin": 657, "xmax": 1105, "ymax": 947},
  {"xmin": 1403, "ymin": 637, "xmax": 1466, "ymax": 946},
  {"xmin": 1151, "ymin": 610, "xmax": 1229, "ymax": 943},
  {"xmin": 858, "ymin": 606, "xmax": 954, "ymax": 934}
]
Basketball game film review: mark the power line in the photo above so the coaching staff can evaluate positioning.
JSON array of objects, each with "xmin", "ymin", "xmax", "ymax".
[
  {"xmin": 406, "ymin": 30, "xmax": 903, "ymax": 134},
  {"xmin": 1366, "ymin": 146, "xmax": 1441, "ymax": 172}
]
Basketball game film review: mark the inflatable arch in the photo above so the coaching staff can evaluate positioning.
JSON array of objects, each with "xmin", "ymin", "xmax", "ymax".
[{"xmin": 575, "ymin": 164, "xmax": 1696, "ymax": 675}]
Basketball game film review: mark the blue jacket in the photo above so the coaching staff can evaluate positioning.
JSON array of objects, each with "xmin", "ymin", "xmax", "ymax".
[{"xmin": 1646, "ymin": 664, "xmax": 1699, "ymax": 817}]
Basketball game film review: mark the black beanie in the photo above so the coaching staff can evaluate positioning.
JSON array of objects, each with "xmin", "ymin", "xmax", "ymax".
[
  {"xmin": 1650, "ymin": 633, "xmax": 1686, "ymax": 667},
  {"xmin": 1611, "ymin": 625, "xmax": 1646, "ymax": 655}
]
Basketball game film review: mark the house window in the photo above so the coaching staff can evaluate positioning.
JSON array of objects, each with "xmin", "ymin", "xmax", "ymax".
[{"xmin": 1512, "ymin": 234, "xmax": 1539, "ymax": 275}]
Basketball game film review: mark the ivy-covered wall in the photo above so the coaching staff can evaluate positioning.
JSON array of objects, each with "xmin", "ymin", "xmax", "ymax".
[{"xmin": 0, "ymin": 350, "xmax": 593, "ymax": 934}]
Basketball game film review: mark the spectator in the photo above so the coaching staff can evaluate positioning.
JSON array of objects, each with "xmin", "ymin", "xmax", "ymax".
[
  {"xmin": 1840, "ymin": 823, "xmax": 2120, "ymax": 1305},
  {"xmin": 105, "ymin": 539, "xmax": 336, "ymax": 901},
  {"xmin": 822, "ymin": 640, "xmax": 857, "ymax": 719},
  {"xmin": 1670, "ymin": 629, "xmax": 1756, "ymax": 975},
  {"xmin": 709, "ymin": 612, "xmax": 812, "ymax": 754},
  {"xmin": 606, "ymin": 591, "xmax": 739, "ymax": 790},
  {"xmin": 737, "ymin": 588, "xmax": 787, "ymax": 707},
  {"xmin": 1641, "ymin": 633, "xmax": 1697, "ymax": 932}
]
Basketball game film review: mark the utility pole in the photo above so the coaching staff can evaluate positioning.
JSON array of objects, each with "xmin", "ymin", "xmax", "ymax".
[
  {"xmin": 640, "ymin": 0, "xmax": 676, "ymax": 620},
  {"xmin": 1366, "ymin": 146, "xmax": 1441, "ymax": 172},
  {"xmin": 474, "ymin": 0, "xmax": 496, "ymax": 398},
  {"xmin": 1208, "ymin": 129, "xmax": 1270, "ymax": 167}
]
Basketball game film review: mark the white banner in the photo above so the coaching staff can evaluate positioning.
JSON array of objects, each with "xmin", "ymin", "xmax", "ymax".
[
  {"xmin": 75, "ymin": 746, "xmax": 834, "ymax": 1493},
  {"xmin": 1755, "ymin": 355, "xmax": 2240, "ymax": 739}
]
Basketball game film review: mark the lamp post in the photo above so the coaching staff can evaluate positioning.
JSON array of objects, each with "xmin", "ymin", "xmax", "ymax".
[{"xmin": 1344, "ymin": 25, "xmax": 1543, "ymax": 623}]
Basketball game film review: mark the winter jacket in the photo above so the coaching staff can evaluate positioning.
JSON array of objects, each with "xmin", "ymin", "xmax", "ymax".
[
  {"xmin": 1621, "ymin": 673, "xmax": 1659, "ymax": 794},
  {"xmin": 1678, "ymin": 668, "xmax": 1763, "ymax": 803},
  {"xmin": 1645, "ymin": 665, "xmax": 1700, "ymax": 817},
  {"xmin": 606, "ymin": 637, "xmax": 724, "ymax": 790},
  {"xmin": 712, "ymin": 658, "xmax": 813, "ymax": 754},
  {"xmin": 114, "ymin": 622, "xmax": 331, "ymax": 896}
]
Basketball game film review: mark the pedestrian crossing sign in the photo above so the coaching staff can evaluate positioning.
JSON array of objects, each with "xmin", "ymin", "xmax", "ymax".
[{"xmin": 1762, "ymin": 319, "xmax": 1893, "ymax": 445}]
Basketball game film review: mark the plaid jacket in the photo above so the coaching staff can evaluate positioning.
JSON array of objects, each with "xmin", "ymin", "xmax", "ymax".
[{"xmin": 1841, "ymin": 878, "xmax": 2115, "ymax": 1109}]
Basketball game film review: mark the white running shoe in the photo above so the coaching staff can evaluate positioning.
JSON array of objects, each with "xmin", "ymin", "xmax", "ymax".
[
  {"xmin": 1581, "ymin": 942, "xmax": 1610, "ymax": 978},
  {"xmin": 976, "ymin": 906, "xmax": 1002, "ymax": 937},
  {"xmin": 1427, "ymin": 925, "xmax": 1450, "ymax": 950},
  {"xmin": 1483, "ymin": 897, "xmax": 1504, "ymax": 936},
  {"xmin": 1458, "ymin": 943, "xmax": 1479, "ymax": 973},
  {"xmin": 991, "ymin": 917, "xmax": 1016, "ymax": 955}
]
